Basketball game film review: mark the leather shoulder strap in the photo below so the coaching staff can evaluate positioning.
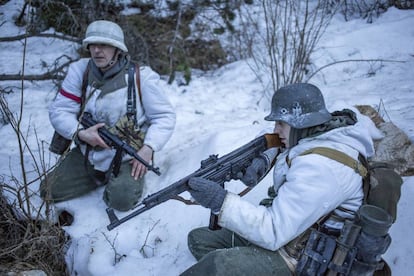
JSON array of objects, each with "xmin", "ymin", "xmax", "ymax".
[
  {"xmin": 126, "ymin": 62, "xmax": 145, "ymax": 127},
  {"xmin": 134, "ymin": 63, "xmax": 142, "ymax": 105}
]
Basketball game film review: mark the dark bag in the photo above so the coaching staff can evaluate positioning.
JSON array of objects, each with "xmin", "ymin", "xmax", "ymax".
[{"xmin": 364, "ymin": 161, "xmax": 402, "ymax": 222}]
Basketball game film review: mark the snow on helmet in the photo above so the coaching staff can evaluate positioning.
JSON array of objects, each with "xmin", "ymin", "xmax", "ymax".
[
  {"xmin": 82, "ymin": 20, "xmax": 128, "ymax": 52},
  {"xmin": 265, "ymin": 83, "xmax": 332, "ymax": 129}
]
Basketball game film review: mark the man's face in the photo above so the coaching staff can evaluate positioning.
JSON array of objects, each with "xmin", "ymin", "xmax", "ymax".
[
  {"xmin": 89, "ymin": 44, "xmax": 117, "ymax": 70},
  {"xmin": 273, "ymin": 121, "xmax": 291, "ymax": 148}
]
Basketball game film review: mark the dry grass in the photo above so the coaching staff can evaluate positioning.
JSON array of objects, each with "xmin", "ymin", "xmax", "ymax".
[{"xmin": 0, "ymin": 189, "xmax": 69, "ymax": 275}]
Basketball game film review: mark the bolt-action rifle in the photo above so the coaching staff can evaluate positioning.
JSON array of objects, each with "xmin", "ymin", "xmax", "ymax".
[
  {"xmin": 105, "ymin": 133, "xmax": 281, "ymax": 231},
  {"xmin": 80, "ymin": 112, "xmax": 161, "ymax": 176}
]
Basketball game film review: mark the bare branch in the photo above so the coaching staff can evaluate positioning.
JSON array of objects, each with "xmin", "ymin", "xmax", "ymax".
[
  {"xmin": 0, "ymin": 56, "xmax": 76, "ymax": 81},
  {"xmin": 140, "ymin": 219, "xmax": 161, "ymax": 258},
  {"xmin": 306, "ymin": 58, "xmax": 406, "ymax": 81},
  {"xmin": 0, "ymin": 32, "xmax": 81, "ymax": 43}
]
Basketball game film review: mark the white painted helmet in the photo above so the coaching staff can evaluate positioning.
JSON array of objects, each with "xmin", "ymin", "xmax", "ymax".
[{"xmin": 82, "ymin": 20, "xmax": 128, "ymax": 52}]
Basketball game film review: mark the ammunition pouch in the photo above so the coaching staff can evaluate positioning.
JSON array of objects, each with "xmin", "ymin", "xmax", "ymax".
[
  {"xmin": 49, "ymin": 131, "xmax": 72, "ymax": 154},
  {"xmin": 284, "ymin": 228, "xmax": 313, "ymax": 261},
  {"xmin": 295, "ymin": 229, "xmax": 339, "ymax": 275},
  {"xmin": 295, "ymin": 205, "xmax": 393, "ymax": 276}
]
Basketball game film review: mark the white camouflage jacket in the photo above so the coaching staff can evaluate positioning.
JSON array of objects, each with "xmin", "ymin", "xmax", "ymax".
[
  {"xmin": 49, "ymin": 58, "xmax": 176, "ymax": 171},
  {"xmin": 218, "ymin": 111, "xmax": 380, "ymax": 251}
]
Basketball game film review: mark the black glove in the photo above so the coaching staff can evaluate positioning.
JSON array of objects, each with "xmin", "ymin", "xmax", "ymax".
[
  {"xmin": 241, "ymin": 156, "xmax": 268, "ymax": 187},
  {"xmin": 188, "ymin": 177, "xmax": 227, "ymax": 213}
]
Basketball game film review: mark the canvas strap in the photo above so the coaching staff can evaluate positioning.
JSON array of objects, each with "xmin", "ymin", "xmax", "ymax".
[
  {"xmin": 292, "ymin": 147, "xmax": 370, "ymax": 203},
  {"xmin": 299, "ymin": 147, "xmax": 368, "ymax": 177}
]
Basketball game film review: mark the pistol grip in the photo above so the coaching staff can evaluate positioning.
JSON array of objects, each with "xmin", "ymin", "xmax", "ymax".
[{"xmin": 208, "ymin": 213, "xmax": 221, "ymax": 231}]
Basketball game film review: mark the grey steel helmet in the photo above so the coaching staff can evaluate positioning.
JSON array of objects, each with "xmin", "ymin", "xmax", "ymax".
[
  {"xmin": 82, "ymin": 20, "xmax": 128, "ymax": 52},
  {"xmin": 265, "ymin": 83, "xmax": 332, "ymax": 129}
]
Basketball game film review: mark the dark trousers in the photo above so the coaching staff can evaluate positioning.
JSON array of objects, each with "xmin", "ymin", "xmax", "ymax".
[
  {"xmin": 40, "ymin": 147, "xmax": 144, "ymax": 211},
  {"xmin": 181, "ymin": 226, "xmax": 292, "ymax": 276}
]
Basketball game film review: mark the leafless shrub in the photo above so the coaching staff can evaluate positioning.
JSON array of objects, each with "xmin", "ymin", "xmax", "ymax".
[
  {"xmin": 235, "ymin": 0, "xmax": 336, "ymax": 101},
  {"xmin": 0, "ymin": 25, "xmax": 68, "ymax": 274},
  {"xmin": 0, "ymin": 99, "xmax": 68, "ymax": 275},
  {"xmin": 335, "ymin": 0, "xmax": 414, "ymax": 22},
  {"xmin": 337, "ymin": 0, "xmax": 390, "ymax": 22},
  {"xmin": 392, "ymin": 0, "xmax": 414, "ymax": 9}
]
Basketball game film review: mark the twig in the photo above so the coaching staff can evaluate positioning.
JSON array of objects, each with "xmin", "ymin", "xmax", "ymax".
[
  {"xmin": 377, "ymin": 99, "xmax": 393, "ymax": 123},
  {"xmin": 102, "ymin": 232, "xmax": 126, "ymax": 265},
  {"xmin": 139, "ymin": 219, "xmax": 161, "ymax": 258},
  {"xmin": 306, "ymin": 58, "xmax": 406, "ymax": 81}
]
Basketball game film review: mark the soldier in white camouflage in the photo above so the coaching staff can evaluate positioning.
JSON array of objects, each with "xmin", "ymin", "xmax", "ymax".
[{"xmin": 41, "ymin": 20, "xmax": 176, "ymax": 212}]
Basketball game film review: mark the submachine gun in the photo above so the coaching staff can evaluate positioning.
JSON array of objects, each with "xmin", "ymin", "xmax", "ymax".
[
  {"xmin": 80, "ymin": 112, "xmax": 161, "ymax": 176},
  {"xmin": 105, "ymin": 133, "xmax": 281, "ymax": 231}
]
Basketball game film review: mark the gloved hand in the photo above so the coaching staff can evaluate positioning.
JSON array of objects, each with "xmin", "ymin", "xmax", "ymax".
[
  {"xmin": 188, "ymin": 177, "xmax": 227, "ymax": 214},
  {"xmin": 241, "ymin": 156, "xmax": 268, "ymax": 187}
]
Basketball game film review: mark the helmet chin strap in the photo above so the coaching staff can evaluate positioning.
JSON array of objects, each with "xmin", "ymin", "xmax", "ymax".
[{"xmin": 101, "ymin": 49, "xmax": 120, "ymax": 71}]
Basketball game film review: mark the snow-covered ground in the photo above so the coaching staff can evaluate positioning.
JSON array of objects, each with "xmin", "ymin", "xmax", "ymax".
[{"xmin": 1, "ymin": 1, "xmax": 413, "ymax": 275}]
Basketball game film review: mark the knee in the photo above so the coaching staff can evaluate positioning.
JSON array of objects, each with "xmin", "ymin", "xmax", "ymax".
[
  {"xmin": 187, "ymin": 227, "xmax": 214, "ymax": 260},
  {"xmin": 104, "ymin": 191, "xmax": 141, "ymax": 211},
  {"xmin": 188, "ymin": 227, "xmax": 207, "ymax": 245},
  {"xmin": 187, "ymin": 228, "xmax": 203, "ymax": 260},
  {"xmin": 180, "ymin": 250, "xmax": 221, "ymax": 276},
  {"xmin": 103, "ymin": 181, "xmax": 143, "ymax": 211},
  {"xmin": 181, "ymin": 249, "xmax": 232, "ymax": 276}
]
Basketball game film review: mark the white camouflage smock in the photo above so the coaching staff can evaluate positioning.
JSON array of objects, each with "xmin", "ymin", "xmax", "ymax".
[
  {"xmin": 49, "ymin": 58, "xmax": 176, "ymax": 171},
  {"xmin": 218, "ymin": 111, "xmax": 380, "ymax": 251}
]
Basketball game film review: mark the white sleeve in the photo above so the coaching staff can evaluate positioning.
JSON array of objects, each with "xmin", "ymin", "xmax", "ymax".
[
  {"xmin": 140, "ymin": 67, "xmax": 176, "ymax": 151},
  {"xmin": 49, "ymin": 59, "xmax": 88, "ymax": 139}
]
